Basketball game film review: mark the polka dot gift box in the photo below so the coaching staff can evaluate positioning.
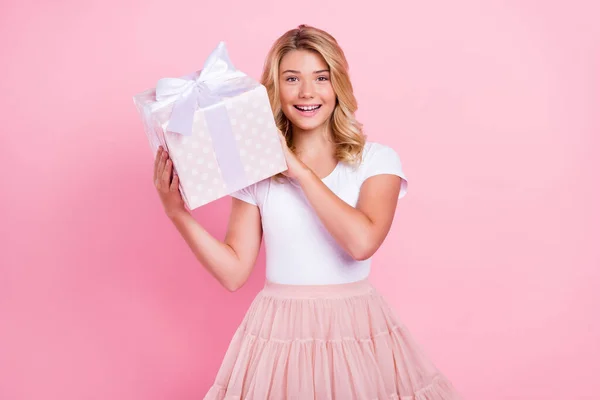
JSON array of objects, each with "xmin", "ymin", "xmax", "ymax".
[{"xmin": 133, "ymin": 42, "xmax": 287, "ymax": 210}]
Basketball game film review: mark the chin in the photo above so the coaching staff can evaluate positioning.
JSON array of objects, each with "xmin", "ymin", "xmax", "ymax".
[{"xmin": 291, "ymin": 120, "xmax": 327, "ymax": 132}]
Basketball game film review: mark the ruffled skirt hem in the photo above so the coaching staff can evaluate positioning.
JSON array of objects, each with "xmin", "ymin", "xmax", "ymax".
[{"xmin": 203, "ymin": 278, "xmax": 462, "ymax": 399}]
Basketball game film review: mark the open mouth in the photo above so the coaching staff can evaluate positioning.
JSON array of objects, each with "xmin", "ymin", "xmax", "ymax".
[{"xmin": 293, "ymin": 104, "xmax": 322, "ymax": 116}]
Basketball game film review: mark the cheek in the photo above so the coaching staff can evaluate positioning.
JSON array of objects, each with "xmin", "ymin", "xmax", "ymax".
[
  {"xmin": 319, "ymin": 86, "xmax": 336, "ymax": 105},
  {"xmin": 279, "ymin": 86, "xmax": 296, "ymax": 106}
]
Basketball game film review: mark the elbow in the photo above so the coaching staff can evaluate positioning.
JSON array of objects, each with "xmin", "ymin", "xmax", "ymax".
[
  {"xmin": 348, "ymin": 241, "xmax": 376, "ymax": 261},
  {"xmin": 222, "ymin": 280, "xmax": 237, "ymax": 292},
  {"xmin": 225, "ymin": 283, "xmax": 241, "ymax": 292},
  {"xmin": 215, "ymin": 257, "xmax": 251, "ymax": 292},
  {"xmin": 220, "ymin": 269, "xmax": 249, "ymax": 292},
  {"xmin": 222, "ymin": 277, "xmax": 244, "ymax": 292},
  {"xmin": 351, "ymin": 251, "xmax": 373, "ymax": 262}
]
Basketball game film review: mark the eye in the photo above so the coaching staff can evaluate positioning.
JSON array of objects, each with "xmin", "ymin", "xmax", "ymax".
[
  {"xmin": 285, "ymin": 76, "xmax": 298, "ymax": 82},
  {"xmin": 317, "ymin": 76, "xmax": 329, "ymax": 82}
]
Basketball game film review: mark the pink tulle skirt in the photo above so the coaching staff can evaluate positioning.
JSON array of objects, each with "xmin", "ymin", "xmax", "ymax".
[{"xmin": 204, "ymin": 278, "xmax": 462, "ymax": 399}]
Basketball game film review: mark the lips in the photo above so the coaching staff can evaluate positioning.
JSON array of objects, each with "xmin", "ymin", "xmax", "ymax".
[
  {"xmin": 293, "ymin": 104, "xmax": 322, "ymax": 116},
  {"xmin": 294, "ymin": 104, "xmax": 321, "ymax": 111}
]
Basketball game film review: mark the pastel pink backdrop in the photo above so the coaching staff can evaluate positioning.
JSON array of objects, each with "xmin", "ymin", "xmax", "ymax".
[{"xmin": 1, "ymin": 0, "xmax": 598, "ymax": 399}]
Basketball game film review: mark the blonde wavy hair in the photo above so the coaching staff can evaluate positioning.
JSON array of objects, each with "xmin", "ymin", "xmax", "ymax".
[{"xmin": 261, "ymin": 24, "xmax": 366, "ymax": 172}]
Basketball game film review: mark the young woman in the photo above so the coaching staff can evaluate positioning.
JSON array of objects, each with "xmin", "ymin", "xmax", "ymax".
[{"xmin": 153, "ymin": 25, "xmax": 462, "ymax": 400}]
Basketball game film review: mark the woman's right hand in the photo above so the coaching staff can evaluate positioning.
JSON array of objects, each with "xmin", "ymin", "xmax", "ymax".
[{"xmin": 154, "ymin": 146, "xmax": 187, "ymax": 218}]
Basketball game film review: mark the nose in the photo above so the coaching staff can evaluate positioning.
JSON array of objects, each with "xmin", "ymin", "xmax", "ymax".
[{"xmin": 299, "ymin": 80, "xmax": 314, "ymax": 99}]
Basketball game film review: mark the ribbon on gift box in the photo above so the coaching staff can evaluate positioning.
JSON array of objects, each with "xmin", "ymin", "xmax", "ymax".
[{"xmin": 154, "ymin": 42, "xmax": 251, "ymax": 194}]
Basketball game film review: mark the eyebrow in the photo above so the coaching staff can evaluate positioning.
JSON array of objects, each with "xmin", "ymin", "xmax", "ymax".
[{"xmin": 281, "ymin": 69, "xmax": 330, "ymax": 74}]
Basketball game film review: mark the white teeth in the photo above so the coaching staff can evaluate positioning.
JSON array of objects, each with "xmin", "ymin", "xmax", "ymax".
[{"xmin": 297, "ymin": 105, "xmax": 320, "ymax": 111}]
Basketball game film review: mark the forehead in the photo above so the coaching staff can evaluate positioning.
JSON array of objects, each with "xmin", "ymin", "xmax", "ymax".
[{"xmin": 279, "ymin": 49, "xmax": 329, "ymax": 72}]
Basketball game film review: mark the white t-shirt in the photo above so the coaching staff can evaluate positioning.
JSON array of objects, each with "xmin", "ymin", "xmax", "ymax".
[{"xmin": 230, "ymin": 141, "xmax": 408, "ymax": 285}]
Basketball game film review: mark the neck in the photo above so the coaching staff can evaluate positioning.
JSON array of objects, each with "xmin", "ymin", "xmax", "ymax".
[{"xmin": 290, "ymin": 123, "xmax": 335, "ymax": 161}]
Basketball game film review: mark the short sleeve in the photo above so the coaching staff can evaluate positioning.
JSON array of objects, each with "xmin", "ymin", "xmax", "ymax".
[
  {"xmin": 229, "ymin": 184, "xmax": 257, "ymax": 205},
  {"xmin": 361, "ymin": 143, "xmax": 408, "ymax": 199}
]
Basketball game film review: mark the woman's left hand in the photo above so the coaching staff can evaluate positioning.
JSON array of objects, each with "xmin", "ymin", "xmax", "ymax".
[{"xmin": 278, "ymin": 130, "xmax": 309, "ymax": 180}]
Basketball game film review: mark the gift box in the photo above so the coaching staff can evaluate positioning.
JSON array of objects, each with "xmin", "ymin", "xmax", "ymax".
[{"xmin": 133, "ymin": 42, "xmax": 287, "ymax": 210}]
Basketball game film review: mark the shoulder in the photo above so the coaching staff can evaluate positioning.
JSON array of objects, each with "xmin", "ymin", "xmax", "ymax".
[
  {"xmin": 357, "ymin": 141, "xmax": 408, "ymax": 198},
  {"xmin": 363, "ymin": 141, "xmax": 389, "ymax": 154},
  {"xmin": 360, "ymin": 141, "xmax": 402, "ymax": 170}
]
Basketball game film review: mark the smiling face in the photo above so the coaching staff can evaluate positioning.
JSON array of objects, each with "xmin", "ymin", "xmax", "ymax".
[{"xmin": 278, "ymin": 49, "xmax": 336, "ymax": 135}]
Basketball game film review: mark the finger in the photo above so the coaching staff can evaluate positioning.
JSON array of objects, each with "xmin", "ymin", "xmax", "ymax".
[
  {"xmin": 153, "ymin": 147, "xmax": 162, "ymax": 182},
  {"xmin": 156, "ymin": 151, "xmax": 167, "ymax": 186},
  {"xmin": 161, "ymin": 158, "xmax": 172, "ymax": 190},
  {"xmin": 170, "ymin": 173, "xmax": 179, "ymax": 192}
]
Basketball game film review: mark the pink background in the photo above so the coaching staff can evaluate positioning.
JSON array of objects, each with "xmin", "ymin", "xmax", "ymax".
[{"xmin": 1, "ymin": 0, "xmax": 598, "ymax": 399}]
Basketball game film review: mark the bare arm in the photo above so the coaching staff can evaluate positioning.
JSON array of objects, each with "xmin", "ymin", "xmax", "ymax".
[
  {"xmin": 296, "ymin": 168, "xmax": 402, "ymax": 261},
  {"xmin": 153, "ymin": 145, "xmax": 262, "ymax": 292},
  {"xmin": 276, "ymin": 132, "xmax": 403, "ymax": 261},
  {"xmin": 167, "ymin": 199, "xmax": 262, "ymax": 292}
]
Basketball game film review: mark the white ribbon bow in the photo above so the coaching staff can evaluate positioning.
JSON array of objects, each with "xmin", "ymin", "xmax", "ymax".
[{"xmin": 154, "ymin": 41, "xmax": 246, "ymax": 136}]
